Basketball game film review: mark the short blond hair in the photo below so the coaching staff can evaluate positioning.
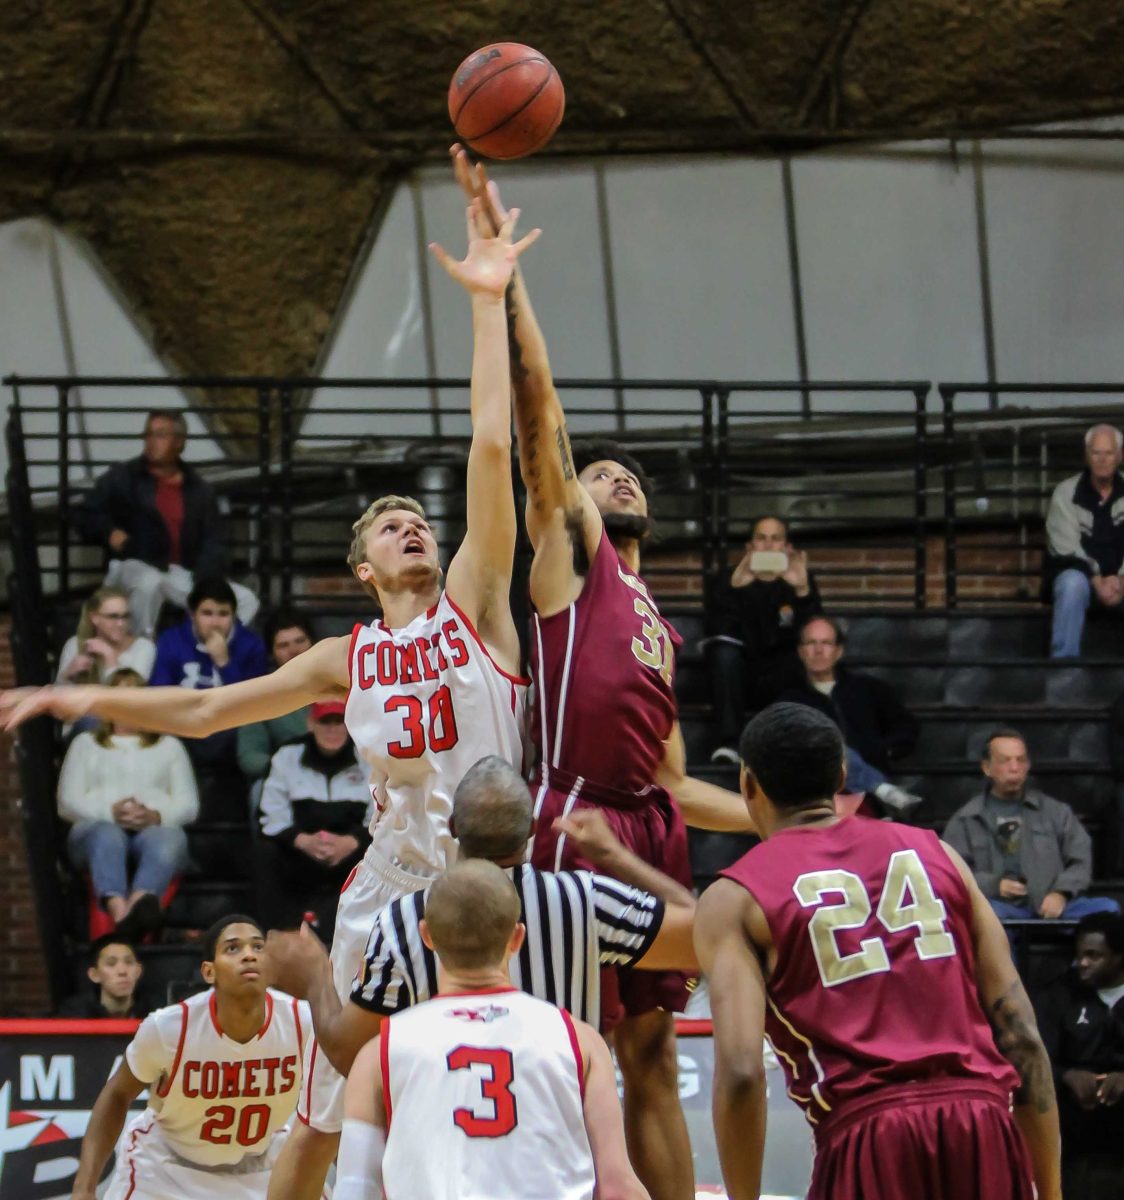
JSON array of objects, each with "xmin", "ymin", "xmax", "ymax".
[
  {"xmin": 423, "ymin": 860, "xmax": 520, "ymax": 972},
  {"xmin": 346, "ymin": 495, "xmax": 427, "ymax": 599}
]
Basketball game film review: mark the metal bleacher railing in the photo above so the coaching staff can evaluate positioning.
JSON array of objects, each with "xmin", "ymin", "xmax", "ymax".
[{"xmin": 5, "ymin": 373, "xmax": 1124, "ymax": 1002}]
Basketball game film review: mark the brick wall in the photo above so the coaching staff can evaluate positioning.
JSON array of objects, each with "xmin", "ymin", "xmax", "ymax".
[
  {"xmin": 644, "ymin": 527, "xmax": 1047, "ymax": 610},
  {"xmin": 0, "ymin": 616, "xmax": 51, "ymax": 1015},
  {"xmin": 301, "ymin": 526, "xmax": 1049, "ymax": 616}
]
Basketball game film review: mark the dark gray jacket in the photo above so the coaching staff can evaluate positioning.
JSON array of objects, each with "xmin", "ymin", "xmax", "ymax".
[{"xmin": 943, "ymin": 786, "xmax": 1093, "ymax": 909}]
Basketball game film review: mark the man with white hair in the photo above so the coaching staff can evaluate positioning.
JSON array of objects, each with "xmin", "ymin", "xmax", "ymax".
[{"xmin": 1046, "ymin": 424, "xmax": 1124, "ymax": 657}]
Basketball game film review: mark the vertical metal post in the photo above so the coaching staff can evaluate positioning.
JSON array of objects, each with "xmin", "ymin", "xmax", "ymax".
[
  {"xmin": 256, "ymin": 386, "xmax": 273, "ymax": 608},
  {"xmin": 716, "ymin": 387, "xmax": 732, "ymax": 554},
  {"xmin": 279, "ymin": 386, "xmax": 294, "ymax": 606},
  {"xmin": 781, "ymin": 159, "xmax": 811, "ymax": 418},
  {"xmin": 912, "ymin": 385, "xmax": 930, "ymax": 609},
  {"xmin": 940, "ymin": 386, "xmax": 958, "ymax": 608},
  {"xmin": 57, "ymin": 384, "xmax": 71, "ymax": 598},
  {"xmin": 699, "ymin": 386, "xmax": 716, "ymax": 580}
]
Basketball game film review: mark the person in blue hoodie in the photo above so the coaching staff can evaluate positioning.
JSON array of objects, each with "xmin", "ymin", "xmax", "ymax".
[{"xmin": 150, "ymin": 575, "xmax": 268, "ymax": 774}]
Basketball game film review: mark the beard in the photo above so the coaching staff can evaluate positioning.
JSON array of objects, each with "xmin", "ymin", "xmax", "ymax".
[{"xmin": 602, "ymin": 511, "xmax": 652, "ymax": 542}]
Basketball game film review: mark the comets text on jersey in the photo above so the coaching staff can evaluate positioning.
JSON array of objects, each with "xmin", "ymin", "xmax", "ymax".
[
  {"xmin": 180, "ymin": 1056, "xmax": 298, "ymax": 1100},
  {"xmin": 354, "ymin": 620, "xmax": 470, "ymax": 689}
]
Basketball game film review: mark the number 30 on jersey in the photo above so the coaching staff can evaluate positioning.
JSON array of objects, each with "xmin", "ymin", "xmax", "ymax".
[{"xmin": 794, "ymin": 849, "xmax": 956, "ymax": 988}]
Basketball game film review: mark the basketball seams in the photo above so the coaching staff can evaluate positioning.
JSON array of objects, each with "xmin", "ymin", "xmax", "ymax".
[
  {"xmin": 450, "ymin": 56, "xmax": 549, "ymax": 126},
  {"xmin": 461, "ymin": 69, "xmax": 557, "ymax": 147}
]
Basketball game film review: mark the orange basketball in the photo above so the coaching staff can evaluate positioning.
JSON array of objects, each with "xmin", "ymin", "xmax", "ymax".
[{"xmin": 448, "ymin": 43, "xmax": 565, "ymax": 161}]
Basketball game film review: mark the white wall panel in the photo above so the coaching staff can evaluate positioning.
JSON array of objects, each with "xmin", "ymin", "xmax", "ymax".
[
  {"xmin": 303, "ymin": 186, "xmax": 432, "ymax": 445},
  {"xmin": 793, "ymin": 146, "xmax": 986, "ymax": 411},
  {"xmin": 604, "ymin": 158, "xmax": 799, "ymax": 427},
  {"xmin": 0, "ymin": 219, "xmax": 215, "ymax": 493},
  {"xmin": 984, "ymin": 139, "xmax": 1124, "ymax": 393}
]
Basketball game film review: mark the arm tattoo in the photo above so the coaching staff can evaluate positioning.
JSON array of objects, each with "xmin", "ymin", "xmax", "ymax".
[
  {"xmin": 989, "ymin": 981, "xmax": 1057, "ymax": 1114},
  {"xmin": 504, "ymin": 282, "xmax": 529, "ymax": 385},
  {"xmin": 555, "ymin": 425, "xmax": 574, "ymax": 481}
]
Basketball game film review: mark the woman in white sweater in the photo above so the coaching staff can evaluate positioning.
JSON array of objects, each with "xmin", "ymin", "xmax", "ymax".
[{"xmin": 59, "ymin": 669, "xmax": 199, "ymax": 938}]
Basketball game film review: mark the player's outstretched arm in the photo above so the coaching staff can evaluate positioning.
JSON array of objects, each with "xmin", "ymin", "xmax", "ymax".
[
  {"xmin": 452, "ymin": 147, "xmax": 601, "ymax": 598},
  {"xmin": 436, "ymin": 199, "xmax": 537, "ymax": 670},
  {"xmin": 335, "ymin": 1037, "xmax": 389, "ymax": 1200},
  {"xmin": 0, "ymin": 634, "xmax": 350, "ymax": 735},
  {"xmin": 656, "ymin": 722, "xmax": 756, "ymax": 833},
  {"xmin": 267, "ymin": 924, "xmax": 383, "ymax": 1076},
  {"xmin": 576, "ymin": 1021, "xmax": 651, "ymax": 1200},
  {"xmin": 942, "ymin": 841, "xmax": 1062, "ymax": 1200},
  {"xmin": 694, "ymin": 880, "xmax": 768, "ymax": 1200},
  {"xmin": 553, "ymin": 807, "xmax": 698, "ymax": 971},
  {"xmin": 70, "ymin": 1060, "xmax": 147, "ymax": 1200}
]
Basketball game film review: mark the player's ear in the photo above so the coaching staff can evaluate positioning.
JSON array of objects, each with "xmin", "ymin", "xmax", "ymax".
[
  {"xmin": 835, "ymin": 756, "xmax": 847, "ymax": 794},
  {"xmin": 508, "ymin": 923, "xmax": 526, "ymax": 956},
  {"xmin": 87, "ymin": 965, "xmax": 101, "ymax": 986},
  {"xmin": 739, "ymin": 764, "xmax": 755, "ymax": 802},
  {"xmin": 419, "ymin": 919, "xmax": 435, "ymax": 953},
  {"xmin": 201, "ymin": 961, "xmax": 216, "ymax": 986}
]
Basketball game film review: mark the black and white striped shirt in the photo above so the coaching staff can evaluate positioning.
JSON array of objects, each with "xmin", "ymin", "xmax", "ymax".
[{"xmin": 351, "ymin": 863, "xmax": 665, "ymax": 1027}]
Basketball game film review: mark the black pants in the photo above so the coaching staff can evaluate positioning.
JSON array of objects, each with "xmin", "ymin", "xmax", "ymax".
[
  {"xmin": 253, "ymin": 837, "xmax": 364, "ymax": 945},
  {"xmin": 708, "ymin": 641, "xmax": 803, "ymax": 745}
]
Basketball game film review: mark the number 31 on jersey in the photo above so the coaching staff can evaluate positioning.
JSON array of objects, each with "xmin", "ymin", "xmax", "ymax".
[{"xmin": 794, "ymin": 849, "xmax": 956, "ymax": 988}]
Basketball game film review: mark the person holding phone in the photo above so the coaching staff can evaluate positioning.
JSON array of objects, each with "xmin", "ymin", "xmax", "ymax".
[{"xmin": 706, "ymin": 516, "xmax": 822, "ymax": 764}]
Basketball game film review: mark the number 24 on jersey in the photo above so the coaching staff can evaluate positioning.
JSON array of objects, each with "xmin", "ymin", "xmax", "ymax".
[{"xmin": 795, "ymin": 849, "xmax": 957, "ymax": 988}]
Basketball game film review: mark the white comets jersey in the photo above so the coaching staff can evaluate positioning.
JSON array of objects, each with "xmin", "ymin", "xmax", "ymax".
[
  {"xmin": 345, "ymin": 591, "xmax": 528, "ymax": 876},
  {"xmin": 122, "ymin": 988, "xmax": 309, "ymax": 1166},
  {"xmin": 381, "ymin": 989, "xmax": 595, "ymax": 1200}
]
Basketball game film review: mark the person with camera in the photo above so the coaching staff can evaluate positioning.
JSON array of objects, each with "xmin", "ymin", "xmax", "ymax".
[
  {"xmin": 944, "ymin": 729, "xmax": 1118, "ymax": 923},
  {"xmin": 706, "ymin": 515, "xmax": 822, "ymax": 764}
]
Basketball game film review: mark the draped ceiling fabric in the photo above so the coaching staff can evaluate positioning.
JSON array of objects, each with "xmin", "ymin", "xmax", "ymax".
[{"xmin": 1, "ymin": 0, "xmax": 1123, "ymax": 431}]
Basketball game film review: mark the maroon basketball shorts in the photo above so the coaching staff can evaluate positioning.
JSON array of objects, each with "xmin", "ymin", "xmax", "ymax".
[
  {"xmin": 810, "ymin": 1081, "xmax": 1035, "ymax": 1200},
  {"xmin": 530, "ymin": 773, "xmax": 693, "ymax": 1030}
]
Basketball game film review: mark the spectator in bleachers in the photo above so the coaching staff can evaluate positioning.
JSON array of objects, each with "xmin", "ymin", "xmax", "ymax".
[
  {"xmin": 151, "ymin": 575, "xmax": 268, "ymax": 773},
  {"xmin": 944, "ymin": 729, "xmax": 1119, "ymax": 923},
  {"xmin": 77, "ymin": 408, "xmax": 258, "ymax": 637},
  {"xmin": 56, "ymin": 933, "xmax": 150, "ymax": 1018},
  {"xmin": 779, "ymin": 614, "xmax": 922, "ymax": 814},
  {"xmin": 1046, "ymin": 423, "xmax": 1124, "ymax": 658},
  {"xmin": 707, "ymin": 515, "xmax": 821, "ymax": 763},
  {"xmin": 58, "ymin": 668, "xmax": 199, "ymax": 940},
  {"xmin": 1036, "ymin": 912, "xmax": 1124, "ymax": 1200},
  {"xmin": 56, "ymin": 586, "xmax": 155, "ymax": 685},
  {"xmin": 255, "ymin": 700, "xmax": 372, "ymax": 943},
  {"xmin": 236, "ymin": 609, "xmax": 315, "ymax": 782}
]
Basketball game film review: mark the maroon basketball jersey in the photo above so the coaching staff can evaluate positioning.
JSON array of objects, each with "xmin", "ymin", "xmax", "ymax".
[
  {"xmin": 531, "ymin": 528, "xmax": 682, "ymax": 795},
  {"xmin": 721, "ymin": 818, "xmax": 1018, "ymax": 1129}
]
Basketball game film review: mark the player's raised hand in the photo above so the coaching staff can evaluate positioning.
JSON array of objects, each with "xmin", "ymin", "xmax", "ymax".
[
  {"xmin": 266, "ymin": 922, "xmax": 331, "ymax": 999},
  {"xmin": 553, "ymin": 807, "xmax": 623, "ymax": 867},
  {"xmin": 0, "ymin": 685, "xmax": 95, "ymax": 731},
  {"xmin": 450, "ymin": 144, "xmax": 510, "ymax": 235},
  {"xmin": 429, "ymin": 198, "xmax": 540, "ymax": 298}
]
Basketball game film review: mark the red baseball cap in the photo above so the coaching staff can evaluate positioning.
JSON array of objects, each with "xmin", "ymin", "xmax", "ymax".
[{"xmin": 310, "ymin": 700, "xmax": 346, "ymax": 721}]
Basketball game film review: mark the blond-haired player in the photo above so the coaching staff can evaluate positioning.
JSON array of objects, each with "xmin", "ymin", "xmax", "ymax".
[
  {"xmin": 7, "ymin": 200, "xmax": 540, "ymax": 1200},
  {"xmin": 71, "ymin": 916, "xmax": 311, "ymax": 1200},
  {"xmin": 337, "ymin": 860, "xmax": 649, "ymax": 1200}
]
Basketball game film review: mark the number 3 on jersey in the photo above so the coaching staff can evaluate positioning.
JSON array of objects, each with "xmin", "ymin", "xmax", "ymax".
[
  {"xmin": 385, "ymin": 684, "xmax": 460, "ymax": 759},
  {"xmin": 631, "ymin": 598, "xmax": 674, "ymax": 684},
  {"xmin": 794, "ymin": 849, "xmax": 956, "ymax": 988},
  {"xmin": 446, "ymin": 1046, "xmax": 517, "ymax": 1138}
]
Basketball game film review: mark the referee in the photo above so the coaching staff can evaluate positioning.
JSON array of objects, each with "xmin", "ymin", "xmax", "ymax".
[{"xmin": 270, "ymin": 755, "xmax": 697, "ymax": 1075}]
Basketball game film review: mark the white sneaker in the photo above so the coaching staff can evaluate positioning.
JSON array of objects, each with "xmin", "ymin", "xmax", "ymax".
[{"xmin": 710, "ymin": 746, "xmax": 740, "ymax": 766}]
